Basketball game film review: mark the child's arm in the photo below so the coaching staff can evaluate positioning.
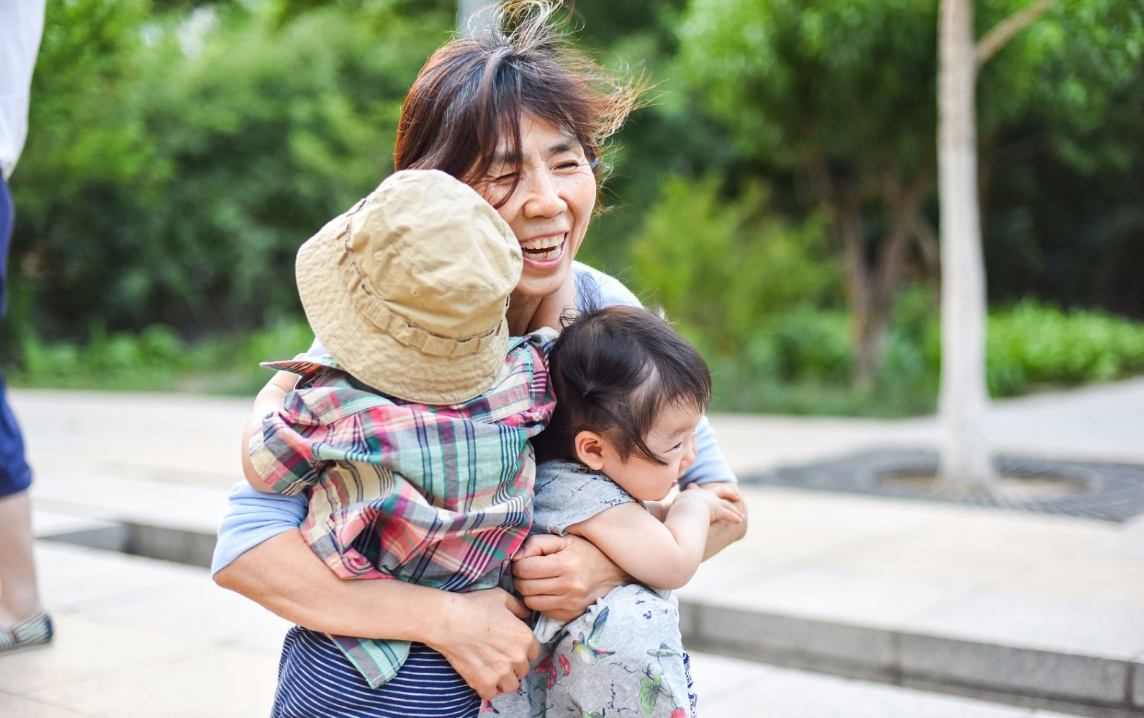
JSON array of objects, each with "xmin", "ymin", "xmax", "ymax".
[
  {"xmin": 566, "ymin": 485, "xmax": 743, "ymax": 591},
  {"xmin": 643, "ymin": 499, "xmax": 671, "ymax": 522},
  {"xmin": 242, "ymin": 370, "xmax": 300, "ymax": 493}
]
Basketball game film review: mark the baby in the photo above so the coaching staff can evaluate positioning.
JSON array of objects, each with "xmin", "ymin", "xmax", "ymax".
[{"xmin": 493, "ymin": 304, "xmax": 743, "ymax": 718}]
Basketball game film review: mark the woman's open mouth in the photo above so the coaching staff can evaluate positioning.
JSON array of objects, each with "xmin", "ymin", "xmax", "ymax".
[{"xmin": 520, "ymin": 233, "xmax": 566, "ymax": 264}]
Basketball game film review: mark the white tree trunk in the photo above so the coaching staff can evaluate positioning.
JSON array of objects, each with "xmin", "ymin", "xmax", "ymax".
[{"xmin": 937, "ymin": 0, "xmax": 995, "ymax": 490}]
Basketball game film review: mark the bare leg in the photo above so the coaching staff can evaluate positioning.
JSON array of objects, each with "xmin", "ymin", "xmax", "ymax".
[{"xmin": 0, "ymin": 488, "xmax": 43, "ymax": 627}]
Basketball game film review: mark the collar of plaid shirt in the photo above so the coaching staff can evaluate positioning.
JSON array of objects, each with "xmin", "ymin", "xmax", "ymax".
[{"xmin": 249, "ymin": 330, "xmax": 557, "ymax": 688}]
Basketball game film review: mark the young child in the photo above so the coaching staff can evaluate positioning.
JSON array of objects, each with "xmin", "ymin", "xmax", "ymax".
[
  {"xmin": 244, "ymin": 169, "xmax": 557, "ymax": 716},
  {"xmin": 492, "ymin": 304, "xmax": 744, "ymax": 718}
]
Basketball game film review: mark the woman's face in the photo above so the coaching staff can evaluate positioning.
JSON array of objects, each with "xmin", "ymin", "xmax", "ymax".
[{"xmin": 474, "ymin": 115, "xmax": 597, "ymax": 301}]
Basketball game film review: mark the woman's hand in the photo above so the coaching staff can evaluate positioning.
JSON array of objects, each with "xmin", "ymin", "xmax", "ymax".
[
  {"xmin": 511, "ymin": 533, "xmax": 629, "ymax": 623},
  {"xmin": 429, "ymin": 589, "xmax": 539, "ymax": 699}
]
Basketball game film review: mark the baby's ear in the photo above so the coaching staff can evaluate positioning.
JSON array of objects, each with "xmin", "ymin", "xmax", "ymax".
[{"xmin": 574, "ymin": 431, "xmax": 607, "ymax": 471}]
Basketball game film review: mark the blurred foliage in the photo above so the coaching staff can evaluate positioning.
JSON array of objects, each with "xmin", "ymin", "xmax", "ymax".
[
  {"xmin": 15, "ymin": 319, "xmax": 316, "ymax": 394},
  {"xmin": 672, "ymin": 0, "xmax": 1144, "ymax": 383},
  {"xmin": 7, "ymin": 0, "xmax": 451, "ymax": 346},
  {"xmin": 987, "ymin": 301, "xmax": 1144, "ymax": 395},
  {"xmin": 676, "ymin": 0, "xmax": 1142, "ymax": 183},
  {"xmin": 15, "ymin": 299, "xmax": 1142, "ymax": 419},
  {"xmin": 632, "ymin": 174, "xmax": 839, "ymax": 352},
  {"xmin": 3, "ymin": 0, "xmax": 1144, "ymax": 416}
]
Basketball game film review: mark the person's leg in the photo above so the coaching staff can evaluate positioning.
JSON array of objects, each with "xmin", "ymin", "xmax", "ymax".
[
  {"xmin": 542, "ymin": 584, "xmax": 696, "ymax": 718},
  {"xmin": 0, "ymin": 488, "xmax": 42, "ymax": 627},
  {"xmin": 0, "ymin": 173, "xmax": 47, "ymax": 640}
]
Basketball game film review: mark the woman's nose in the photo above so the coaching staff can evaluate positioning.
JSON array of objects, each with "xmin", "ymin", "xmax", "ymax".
[{"xmin": 521, "ymin": 169, "xmax": 567, "ymax": 218}]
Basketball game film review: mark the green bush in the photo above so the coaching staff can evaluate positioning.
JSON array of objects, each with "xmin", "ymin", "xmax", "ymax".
[
  {"xmin": 632, "ymin": 173, "xmax": 841, "ymax": 352},
  {"xmin": 10, "ymin": 319, "xmax": 315, "ymax": 394},
  {"xmin": 987, "ymin": 301, "xmax": 1144, "ymax": 394},
  {"xmin": 679, "ymin": 297, "xmax": 1144, "ymax": 417}
]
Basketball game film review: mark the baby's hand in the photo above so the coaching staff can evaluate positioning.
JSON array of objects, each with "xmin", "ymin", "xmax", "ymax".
[{"xmin": 680, "ymin": 484, "xmax": 744, "ymax": 524}]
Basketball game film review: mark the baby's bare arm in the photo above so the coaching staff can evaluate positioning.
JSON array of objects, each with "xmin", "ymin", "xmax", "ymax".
[{"xmin": 568, "ymin": 491, "xmax": 743, "ymax": 591}]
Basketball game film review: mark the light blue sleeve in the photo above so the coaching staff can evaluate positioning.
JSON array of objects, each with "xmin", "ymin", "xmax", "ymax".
[
  {"xmin": 209, "ymin": 334, "xmax": 320, "ymax": 575},
  {"xmin": 572, "ymin": 261, "xmax": 642, "ymax": 310},
  {"xmin": 211, "ymin": 481, "xmax": 308, "ymax": 576},
  {"xmin": 572, "ymin": 262, "xmax": 737, "ymax": 487}
]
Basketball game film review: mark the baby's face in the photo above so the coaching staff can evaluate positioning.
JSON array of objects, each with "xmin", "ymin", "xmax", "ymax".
[{"xmin": 600, "ymin": 402, "xmax": 702, "ymax": 502}]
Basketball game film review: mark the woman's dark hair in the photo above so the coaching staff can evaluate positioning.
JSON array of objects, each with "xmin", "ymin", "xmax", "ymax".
[
  {"xmin": 394, "ymin": 1, "xmax": 639, "ymax": 205},
  {"xmin": 534, "ymin": 305, "xmax": 712, "ymax": 466}
]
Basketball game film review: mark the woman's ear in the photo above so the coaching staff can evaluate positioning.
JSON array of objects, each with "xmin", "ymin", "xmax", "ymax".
[{"xmin": 574, "ymin": 431, "xmax": 607, "ymax": 471}]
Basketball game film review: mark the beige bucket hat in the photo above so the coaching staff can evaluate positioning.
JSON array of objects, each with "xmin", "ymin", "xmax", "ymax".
[{"xmin": 295, "ymin": 169, "xmax": 522, "ymax": 405}]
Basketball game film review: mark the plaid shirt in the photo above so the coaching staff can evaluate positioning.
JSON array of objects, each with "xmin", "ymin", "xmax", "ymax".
[{"xmin": 248, "ymin": 330, "xmax": 556, "ymax": 688}]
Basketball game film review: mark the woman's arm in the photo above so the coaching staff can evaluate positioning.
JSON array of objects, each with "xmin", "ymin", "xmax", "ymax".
[{"xmin": 215, "ymin": 531, "xmax": 537, "ymax": 698}]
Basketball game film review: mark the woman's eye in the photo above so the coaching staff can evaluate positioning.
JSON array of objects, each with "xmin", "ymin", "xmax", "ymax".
[
  {"xmin": 493, "ymin": 172, "xmax": 517, "ymax": 183},
  {"xmin": 556, "ymin": 160, "xmax": 582, "ymax": 171}
]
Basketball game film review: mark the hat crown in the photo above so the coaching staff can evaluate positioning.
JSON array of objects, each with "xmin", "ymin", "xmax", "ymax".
[
  {"xmin": 294, "ymin": 169, "xmax": 523, "ymax": 405},
  {"xmin": 344, "ymin": 170, "xmax": 521, "ymax": 341}
]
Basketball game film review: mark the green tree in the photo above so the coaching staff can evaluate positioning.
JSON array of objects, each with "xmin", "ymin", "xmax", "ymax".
[
  {"xmin": 10, "ymin": 1, "xmax": 452, "ymax": 341},
  {"xmin": 937, "ymin": 0, "xmax": 1143, "ymax": 491},
  {"xmin": 676, "ymin": 0, "xmax": 1144, "ymax": 389}
]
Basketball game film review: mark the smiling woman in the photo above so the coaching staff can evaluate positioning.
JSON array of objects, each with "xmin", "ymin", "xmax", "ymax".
[{"xmin": 212, "ymin": 3, "xmax": 745, "ymax": 717}]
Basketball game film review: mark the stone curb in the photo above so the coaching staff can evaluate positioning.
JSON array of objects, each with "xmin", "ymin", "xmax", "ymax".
[
  {"xmin": 680, "ymin": 600, "xmax": 1144, "ymax": 717},
  {"xmin": 40, "ymin": 519, "xmax": 1144, "ymax": 717}
]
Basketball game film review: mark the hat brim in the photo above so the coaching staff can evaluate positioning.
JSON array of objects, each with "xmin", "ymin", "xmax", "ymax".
[{"xmin": 295, "ymin": 216, "xmax": 510, "ymax": 406}]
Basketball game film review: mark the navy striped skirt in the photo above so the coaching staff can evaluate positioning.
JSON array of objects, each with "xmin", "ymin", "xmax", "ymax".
[{"xmin": 272, "ymin": 626, "xmax": 481, "ymax": 718}]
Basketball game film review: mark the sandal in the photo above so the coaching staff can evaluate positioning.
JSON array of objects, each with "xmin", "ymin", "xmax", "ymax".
[{"xmin": 0, "ymin": 612, "xmax": 53, "ymax": 653}]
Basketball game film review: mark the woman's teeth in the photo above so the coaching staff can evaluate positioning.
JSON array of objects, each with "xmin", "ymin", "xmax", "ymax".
[{"xmin": 521, "ymin": 236, "xmax": 563, "ymax": 260}]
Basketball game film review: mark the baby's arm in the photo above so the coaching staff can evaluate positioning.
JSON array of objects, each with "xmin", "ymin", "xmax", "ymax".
[
  {"xmin": 242, "ymin": 370, "xmax": 300, "ymax": 493},
  {"xmin": 567, "ymin": 486, "xmax": 743, "ymax": 591}
]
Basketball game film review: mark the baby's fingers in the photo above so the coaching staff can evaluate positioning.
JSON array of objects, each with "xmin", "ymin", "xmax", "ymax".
[
  {"xmin": 697, "ymin": 482, "xmax": 742, "ymax": 504},
  {"xmin": 714, "ymin": 499, "xmax": 744, "ymax": 523}
]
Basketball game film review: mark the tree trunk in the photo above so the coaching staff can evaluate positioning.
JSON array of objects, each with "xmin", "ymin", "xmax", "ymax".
[
  {"xmin": 937, "ymin": 0, "xmax": 995, "ymax": 490},
  {"xmin": 807, "ymin": 157, "xmax": 933, "ymax": 393}
]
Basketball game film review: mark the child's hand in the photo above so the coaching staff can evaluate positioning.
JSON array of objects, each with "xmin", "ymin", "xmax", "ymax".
[
  {"xmin": 679, "ymin": 484, "xmax": 744, "ymax": 524},
  {"xmin": 697, "ymin": 482, "xmax": 742, "ymax": 505}
]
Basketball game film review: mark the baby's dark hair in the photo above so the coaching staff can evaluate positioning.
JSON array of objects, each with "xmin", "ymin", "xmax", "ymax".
[{"xmin": 535, "ymin": 305, "xmax": 712, "ymax": 466}]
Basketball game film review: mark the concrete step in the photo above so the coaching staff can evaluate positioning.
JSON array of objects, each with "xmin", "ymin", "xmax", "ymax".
[
  {"xmin": 677, "ymin": 552, "xmax": 1144, "ymax": 717},
  {"xmin": 6, "ymin": 541, "xmax": 1090, "ymax": 718}
]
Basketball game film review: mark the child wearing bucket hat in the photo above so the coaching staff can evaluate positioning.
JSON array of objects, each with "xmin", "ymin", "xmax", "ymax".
[{"xmin": 244, "ymin": 169, "xmax": 558, "ymax": 712}]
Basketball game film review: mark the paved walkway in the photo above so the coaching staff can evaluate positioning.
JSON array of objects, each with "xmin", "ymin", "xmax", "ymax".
[{"xmin": 3, "ymin": 380, "xmax": 1143, "ymax": 717}]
